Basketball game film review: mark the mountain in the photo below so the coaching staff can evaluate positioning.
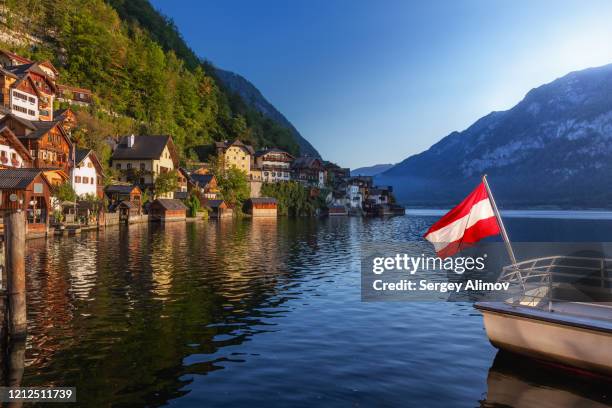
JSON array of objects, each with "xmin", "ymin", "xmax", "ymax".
[
  {"xmin": 378, "ymin": 63, "xmax": 612, "ymax": 208},
  {"xmin": 351, "ymin": 163, "xmax": 394, "ymax": 176},
  {"xmin": 214, "ymin": 69, "xmax": 320, "ymax": 158}
]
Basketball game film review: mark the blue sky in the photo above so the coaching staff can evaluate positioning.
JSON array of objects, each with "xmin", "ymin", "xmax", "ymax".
[{"xmin": 151, "ymin": 0, "xmax": 612, "ymax": 169}]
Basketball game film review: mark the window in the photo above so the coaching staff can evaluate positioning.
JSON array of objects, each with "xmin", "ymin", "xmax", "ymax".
[
  {"xmin": 75, "ymin": 176, "xmax": 81, "ymax": 183},
  {"xmin": 140, "ymin": 163, "xmax": 145, "ymax": 171},
  {"xmin": 91, "ymin": 178, "xmax": 94, "ymax": 184},
  {"xmin": 33, "ymin": 183, "xmax": 43, "ymax": 194},
  {"xmin": 87, "ymin": 162, "xmax": 93, "ymax": 168},
  {"xmin": 82, "ymin": 177, "xmax": 89, "ymax": 184},
  {"xmin": 127, "ymin": 163, "xmax": 132, "ymax": 170},
  {"xmin": 116, "ymin": 163, "xmax": 121, "ymax": 170}
]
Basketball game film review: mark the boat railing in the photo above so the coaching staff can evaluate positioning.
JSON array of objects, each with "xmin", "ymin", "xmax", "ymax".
[{"xmin": 497, "ymin": 256, "xmax": 612, "ymax": 311}]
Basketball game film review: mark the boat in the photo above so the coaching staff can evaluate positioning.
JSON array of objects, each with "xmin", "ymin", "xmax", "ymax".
[{"xmin": 475, "ymin": 255, "xmax": 612, "ymax": 375}]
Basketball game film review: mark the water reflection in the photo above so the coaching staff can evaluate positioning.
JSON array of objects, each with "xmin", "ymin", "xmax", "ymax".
[
  {"xmin": 9, "ymin": 216, "xmax": 612, "ymax": 406},
  {"xmin": 482, "ymin": 352, "xmax": 611, "ymax": 408}
]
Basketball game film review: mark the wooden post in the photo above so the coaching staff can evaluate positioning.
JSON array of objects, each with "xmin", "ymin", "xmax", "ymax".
[{"xmin": 5, "ymin": 211, "xmax": 26, "ymax": 339}]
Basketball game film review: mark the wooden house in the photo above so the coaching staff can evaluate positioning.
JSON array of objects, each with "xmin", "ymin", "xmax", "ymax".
[
  {"xmin": 149, "ymin": 199, "xmax": 186, "ymax": 222},
  {"xmin": 104, "ymin": 184, "xmax": 142, "ymax": 215},
  {"xmin": 291, "ymin": 157, "xmax": 326, "ymax": 188},
  {"xmin": 0, "ymin": 168, "xmax": 52, "ymax": 237},
  {"xmin": 56, "ymin": 84, "xmax": 93, "ymax": 106},
  {"xmin": 0, "ymin": 114, "xmax": 73, "ymax": 177},
  {"xmin": 244, "ymin": 197, "xmax": 277, "ymax": 217},
  {"xmin": 0, "ymin": 126, "xmax": 31, "ymax": 168},
  {"xmin": 54, "ymin": 107, "xmax": 78, "ymax": 134},
  {"xmin": 188, "ymin": 172, "xmax": 219, "ymax": 201},
  {"xmin": 205, "ymin": 199, "xmax": 231, "ymax": 218},
  {"xmin": 2, "ymin": 62, "xmax": 57, "ymax": 121}
]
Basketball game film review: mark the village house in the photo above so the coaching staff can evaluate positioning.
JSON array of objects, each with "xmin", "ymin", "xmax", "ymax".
[
  {"xmin": 215, "ymin": 139, "xmax": 254, "ymax": 176},
  {"xmin": 254, "ymin": 148, "xmax": 294, "ymax": 183},
  {"xmin": 346, "ymin": 176, "xmax": 373, "ymax": 210},
  {"xmin": 0, "ymin": 51, "xmax": 59, "ymax": 81},
  {"xmin": 0, "ymin": 67, "xmax": 40, "ymax": 121},
  {"xmin": 0, "ymin": 114, "xmax": 73, "ymax": 186},
  {"xmin": 148, "ymin": 198, "xmax": 187, "ymax": 222},
  {"xmin": 104, "ymin": 184, "xmax": 142, "ymax": 215},
  {"xmin": 56, "ymin": 84, "xmax": 93, "ymax": 107},
  {"xmin": 188, "ymin": 172, "xmax": 219, "ymax": 201},
  {"xmin": 244, "ymin": 197, "xmax": 278, "ymax": 217},
  {"xmin": 1, "ymin": 62, "xmax": 57, "ymax": 121},
  {"xmin": 72, "ymin": 148, "xmax": 104, "ymax": 199},
  {"xmin": 110, "ymin": 134, "xmax": 178, "ymax": 197},
  {"xmin": 0, "ymin": 126, "xmax": 31, "ymax": 168},
  {"xmin": 324, "ymin": 161, "xmax": 350, "ymax": 187},
  {"xmin": 0, "ymin": 168, "xmax": 52, "ymax": 238},
  {"xmin": 206, "ymin": 199, "xmax": 231, "ymax": 218},
  {"xmin": 291, "ymin": 157, "xmax": 326, "ymax": 188}
]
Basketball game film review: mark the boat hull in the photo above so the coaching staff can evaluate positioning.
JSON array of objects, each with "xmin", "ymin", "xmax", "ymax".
[{"xmin": 476, "ymin": 302, "xmax": 612, "ymax": 375}]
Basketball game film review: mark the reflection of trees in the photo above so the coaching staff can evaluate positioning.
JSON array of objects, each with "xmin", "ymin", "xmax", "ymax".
[
  {"xmin": 16, "ymin": 218, "xmax": 340, "ymax": 406},
  {"xmin": 481, "ymin": 352, "xmax": 611, "ymax": 408}
]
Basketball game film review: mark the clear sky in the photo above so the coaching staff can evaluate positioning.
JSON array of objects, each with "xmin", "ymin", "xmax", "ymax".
[{"xmin": 151, "ymin": 0, "xmax": 612, "ymax": 169}]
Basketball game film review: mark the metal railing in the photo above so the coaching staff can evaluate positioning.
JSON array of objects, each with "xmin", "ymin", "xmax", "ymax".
[{"xmin": 497, "ymin": 256, "xmax": 612, "ymax": 311}]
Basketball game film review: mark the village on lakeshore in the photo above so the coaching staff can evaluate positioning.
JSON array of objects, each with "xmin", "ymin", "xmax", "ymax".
[{"xmin": 0, "ymin": 49, "xmax": 405, "ymax": 239}]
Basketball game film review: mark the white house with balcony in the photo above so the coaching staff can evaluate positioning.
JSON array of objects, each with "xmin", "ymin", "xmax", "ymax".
[
  {"xmin": 255, "ymin": 148, "xmax": 294, "ymax": 183},
  {"xmin": 10, "ymin": 88, "xmax": 39, "ymax": 121}
]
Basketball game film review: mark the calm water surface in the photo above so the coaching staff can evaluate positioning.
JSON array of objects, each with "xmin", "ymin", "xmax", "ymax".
[{"xmin": 15, "ymin": 215, "xmax": 612, "ymax": 406}]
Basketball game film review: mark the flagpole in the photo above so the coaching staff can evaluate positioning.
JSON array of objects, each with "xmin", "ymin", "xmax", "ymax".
[{"xmin": 482, "ymin": 174, "xmax": 517, "ymax": 266}]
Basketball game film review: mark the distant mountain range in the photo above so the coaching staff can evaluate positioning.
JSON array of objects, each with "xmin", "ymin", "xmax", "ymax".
[
  {"xmin": 377, "ymin": 63, "xmax": 612, "ymax": 209},
  {"xmin": 215, "ymin": 69, "xmax": 321, "ymax": 158},
  {"xmin": 351, "ymin": 163, "xmax": 395, "ymax": 176}
]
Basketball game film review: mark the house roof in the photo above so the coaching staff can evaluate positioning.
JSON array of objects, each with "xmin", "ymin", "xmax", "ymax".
[
  {"xmin": 292, "ymin": 157, "xmax": 322, "ymax": 169},
  {"xmin": 0, "ymin": 50, "xmax": 32, "ymax": 65},
  {"xmin": 5, "ymin": 62, "xmax": 56, "ymax": 91},
  {"xmin": 0, "ymin": 168, "xmax": 45, "ymax": 189},
  {"xmin": 0, "ymin": 126, "xmax": 32, "ymax": 162},
  {"xmin": 0, "ymin": 113, "xmax": 37, "ymax": 131},
  {"xmin": 105, "ymin": 184, "xmax": 140, "ymax": 195},
  {"xmin": 17, "ymin": 120, "xmax": 71, "ymax": 148},
  {"xmin": 254, "ymin": 148, "xmax": 294, "ymax": 158},
  {"xmin": 75, "ymin": 148, "xmax": 90, "ymax": 165},
  {"xmin": 111, "ymin": 135, "xmax": 177, "ymax": 164},
  {"xmin": 57, "ymin": 84, "xmax": 92, "ymax": 94},
  {"xmin": 152, "ymin": 198, "xmax": 187, "ymax": 210},
  {"xmin": 190, "ymin": 173, "xmax": 215, "ymax": 187},
  {"xmin": 248, "ymin": 197, "xmax": 277, "ymax": 204},
  {"xmin": 215, "ymin": 139, "xmax": 255, "ymax": 155},
  {"xmin": 205, "ymin": 199, "xmax": 225, "ymax": 208}
]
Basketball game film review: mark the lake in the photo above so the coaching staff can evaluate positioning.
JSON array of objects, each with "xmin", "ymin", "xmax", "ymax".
[{"xmin": 12, "ymin": 214, "xmax": 612, "ymax": 406}]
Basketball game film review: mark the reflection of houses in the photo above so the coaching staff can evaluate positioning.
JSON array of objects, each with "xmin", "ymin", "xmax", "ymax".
[
  {"xmin": 0, "ymin": 168, "xmax": 52, "ymax": 237},
  {"xmin": 292, "ymin": 157, "xmax": 326, "ymax": 188},
  {"xmin": 72, "ymin": 148, "xmax": 104, "ymax": 198},
  {"xmin": 0, "ymin": 125, "xmax": 31, "ymax": 168},
  {"xmin": 244, "ymin": 197, "xmax": 277, "ymax": 217},
  {"xmin": 149, "ymin": 199, "xmax": 187, "ymax": 222},
  {"xmin": 215, "ymin": 139, "xmax": 254, "ymax": 176},
  {"xmin": 110, "ymin": 134, "xmax": 178, "ymax": 197},
  {"xmin": 254, "ymin": 148, "xmax": 293, "ymax": 183}
]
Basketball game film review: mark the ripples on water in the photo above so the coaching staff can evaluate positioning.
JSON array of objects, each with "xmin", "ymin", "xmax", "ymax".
[{"xmin": 13, "ymin": 216, "xmax": 612, "ymax": 406}]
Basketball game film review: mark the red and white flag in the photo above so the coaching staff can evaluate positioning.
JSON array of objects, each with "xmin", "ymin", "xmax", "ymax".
[{"xmin": 424, "ymin": 182, "xmax": 500, "ymax": 258}]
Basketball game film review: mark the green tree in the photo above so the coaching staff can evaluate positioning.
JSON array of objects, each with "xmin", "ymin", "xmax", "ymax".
[
  {"xmin": 185, "ymin": 193, "xmax": 200, "ymax": 217},
  {"xmin": 217, "ymin": 167, "xmax": 250, "ymax": 207},
  {"xmin": 154, "ymin": 170, "xmax": 179, "ymax": 198},
  {"xmin": 54, "ymin": 181, "xmax": 77, "ymax": 203}
]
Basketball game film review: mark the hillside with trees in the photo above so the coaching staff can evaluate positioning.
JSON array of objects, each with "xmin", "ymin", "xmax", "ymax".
[{"xmin": 0, "ymin": 0, "xmax": 312, "ymax": 169}]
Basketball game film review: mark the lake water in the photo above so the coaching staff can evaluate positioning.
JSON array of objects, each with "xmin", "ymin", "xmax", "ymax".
[{"xmin": 12, "ymin": 214, "xmax": 612, "ymax": 406}]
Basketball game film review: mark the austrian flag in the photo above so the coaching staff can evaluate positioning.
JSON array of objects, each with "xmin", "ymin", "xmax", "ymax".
[{"xmin": 424, "ymin": 182, "xmax": 501, "ymax": 258}]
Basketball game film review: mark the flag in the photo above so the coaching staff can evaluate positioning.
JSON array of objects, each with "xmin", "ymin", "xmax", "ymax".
[{"xmin": 424, "ymin": 181, "xmax": 500, "ymax": 257}]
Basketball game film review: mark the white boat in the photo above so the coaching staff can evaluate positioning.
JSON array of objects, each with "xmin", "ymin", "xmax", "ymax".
[{"xmin": 475, "ymin": 255, "xmax": 612, "ymax": 375}]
